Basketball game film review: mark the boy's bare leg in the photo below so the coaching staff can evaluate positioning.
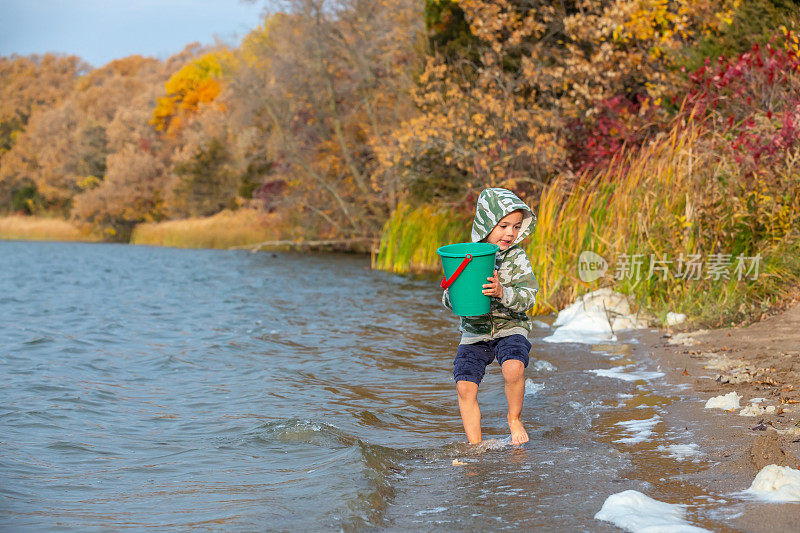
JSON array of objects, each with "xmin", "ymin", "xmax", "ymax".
[
  {"xmin": 456, "ymin": 380, "xmax": 481, "ymax": 444},
  {"xmin": 501, "ymin": 359, "xmax": 529, "ymax": 445}
]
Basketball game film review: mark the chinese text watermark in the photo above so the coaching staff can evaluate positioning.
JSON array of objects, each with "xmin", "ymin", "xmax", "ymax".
[{"xmin": 578, "ymin": 252, "xmax": 762, "ymax": 283}]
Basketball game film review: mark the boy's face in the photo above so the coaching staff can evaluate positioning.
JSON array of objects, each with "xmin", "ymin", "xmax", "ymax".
[{"xmin": 486, "ymin": 210, "xmax": 524, "ymax": 250}]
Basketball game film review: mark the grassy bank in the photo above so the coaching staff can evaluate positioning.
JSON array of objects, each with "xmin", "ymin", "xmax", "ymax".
[
  {"xmin": 527, "ymin": 119, "xmax": 800, "ymax": 324},
  {"xmin": 130, "ymin": 209, "xmax": 281, "ymax": 249},
  {"xmin": 377, "ymin": 118, "xmax": 800, "ymax": 326},
  {"xmin": 0, "ymin": 216, "xmax": 100, "ymax": 242},
  {"xmin": 374, "ymin": 202, "xmax": 471, "ymax": 274}
]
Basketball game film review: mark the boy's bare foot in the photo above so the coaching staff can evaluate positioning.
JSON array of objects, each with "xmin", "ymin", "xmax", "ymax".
[{"xmin": 508, "ymin": 417, "xmax": 529, "ymax": 445}]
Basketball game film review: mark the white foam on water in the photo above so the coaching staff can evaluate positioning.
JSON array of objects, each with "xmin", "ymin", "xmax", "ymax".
[
  {"xmin": 542, "ymin": 307, "xmax": 617, "ymax": 343},
  {"xmin": 543, "ymin": 289, "xmax": 651, "ymax": 344},
  {"xmin": 694, "ymin": 495, "xmax": 727, "ymax": 504},
  {"xmin": 656, "ymin": 443, "xmax": 701, "ymax": 462},
  {"xmin": 613, "ymin": 415, "xmax": 661, "ymax": 444},
  {"xmin": 704, "ymin": 391, "xmax": 741, "ymax": 410},
  {"xmin": 589, "ymin": 366, "xmax": 665, "ymax": 382},
  {"xmin": 478, "ymin": 437, "xmax": 512, "ymax": 450},
  {"xmin": 531, "ymin": 320, "xmax": 551, "ymax": 329},
  {"xmin": 744, "ymin": 464, "xmax": 800, "ymax": 502},
  {"xmin": 532, "ymin": 360, "xmax": 557, "ymax": 372},
  {"xmin": 524, "ymin": 378, "xmax": 544, "ymax": 396},
  {"xmin": 595, "ymin": 490, "xmax": 710, "ymax": 532},
  {"xmin": 415, "ymin": 506, "xmax": 448, "ymax": 516}
]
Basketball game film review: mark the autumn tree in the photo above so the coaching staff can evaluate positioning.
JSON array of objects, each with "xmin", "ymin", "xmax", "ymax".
[
  {"xmin": 162, "ymin": 106, "xmax": 242, "ymax": 217},
  {"xmin": 0, "ymin": 54, "xmax": 87, "ymax": 155},
  {"xmin": 150, "ymin": 50, "xmax": 234, "ymax": 137},
  {"xmin": 71, "ymin": 145, "xmax": 168, "ymax": 240},
  {"xmin": 377, "ymin": 0, "xmax": 757, "ymax": 205},
  {"xmin": 68, "ymin": 45, "xmax": 209, "ymax": 233},
  {"xmin": 0, "ymin": 55, "xmax": 172, "ymax": 215},
  {"xmin": 253, "ymin": 0, "xmax": 423, "ymax": 240},
  {"xmin": 0, "ymin": 54, "xmax": 88, "ymax": 212}
]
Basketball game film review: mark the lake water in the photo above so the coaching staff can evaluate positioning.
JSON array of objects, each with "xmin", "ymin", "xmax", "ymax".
[{"xmin": 0, "ymin": 241, "xmax": 756, "ymax": 530}]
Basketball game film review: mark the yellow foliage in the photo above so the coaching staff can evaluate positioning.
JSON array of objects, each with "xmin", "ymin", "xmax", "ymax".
[
  {"xmin": 76, "ymin": 175, "xmax": 101, "ymax": 191},
  {"xmin": 239, "ymin": 14, "xmax": 288, "ymax": 70},
  {"xmin": 378, "ymin": 0, "xmax": 745, "ymax": 200},
  {"xmin": 151, "ymin": 50, "xmax": 234, "ymax": 135}
]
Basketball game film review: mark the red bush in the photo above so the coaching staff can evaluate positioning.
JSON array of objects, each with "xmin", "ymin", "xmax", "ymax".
[
  {"xmin": 686, "ymin": 31, "xmax": 800, "ymax": 171},
  {"xmin": 566, "ymin": 94, "xmax": 662, "ymax": 174}
]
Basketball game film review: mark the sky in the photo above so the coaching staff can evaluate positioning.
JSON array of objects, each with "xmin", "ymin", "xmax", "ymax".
[{"xmin": 0, "ymin": 0, "xmax": 269, "ymax": 67}]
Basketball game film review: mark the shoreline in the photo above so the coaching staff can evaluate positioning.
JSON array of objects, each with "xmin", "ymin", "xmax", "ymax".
[
  {"xmin": 0, "ymin": 213, "xmax": 377, "ymax": 254},
  {"xmin": 644, "ymin": 302, "xmax": 800, "ymax": 528}
]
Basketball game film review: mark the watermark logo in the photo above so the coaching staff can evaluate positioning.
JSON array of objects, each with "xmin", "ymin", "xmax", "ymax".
[
  {"xmin": 578, "ymin": 251, "xmax": 762, "ymax": 281},
  {"xmin": 578, "ymin": 250, "xmax": 608, "ymax": 282}
]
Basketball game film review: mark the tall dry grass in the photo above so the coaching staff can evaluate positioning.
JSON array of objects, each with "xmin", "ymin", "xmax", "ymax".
[
  {"xmin": 131, "ymin": 209, "xmax": 282, "ymax": 249},
  {"xmin": 375, "ymin": 202, "xmax": 471, "ymax": 274},
  {"xmin": 527, "ymin": 115, "xmax": 800, "ymax": 324},
  {"xmin": 525, "ymin": 123, "xmax": 705, "ymax": 314},
  {"xmin": 377, "ymin": 116, "xmax": 800, "ymax": 325},
  {"xmin": 0, "ymin": 216, "xmax": 99, "ymax": 242}
]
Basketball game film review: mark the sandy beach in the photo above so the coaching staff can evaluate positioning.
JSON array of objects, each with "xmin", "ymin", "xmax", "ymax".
[{"xmin": 647, "ymin": 301, "xmax": 800, "ymax": 529}]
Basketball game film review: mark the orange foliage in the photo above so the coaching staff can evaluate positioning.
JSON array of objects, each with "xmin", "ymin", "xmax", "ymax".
[
  {"xmin": 379, "ymin": 0, "xmax": 744, "ymax": 201},
  {"xmin": 151, "ymin": 51, "xmax": 233, "ymax": 136}
]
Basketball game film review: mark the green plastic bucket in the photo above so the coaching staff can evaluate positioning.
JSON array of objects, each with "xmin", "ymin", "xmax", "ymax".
[{"xmin": 437, "ymin": 242, "xmax": 499, "ymax": 316}]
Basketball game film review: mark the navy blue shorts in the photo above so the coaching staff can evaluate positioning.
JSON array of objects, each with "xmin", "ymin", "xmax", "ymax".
[{"xmin": 453, "ymin": 334, "xmax": 531, "ymax": 385}]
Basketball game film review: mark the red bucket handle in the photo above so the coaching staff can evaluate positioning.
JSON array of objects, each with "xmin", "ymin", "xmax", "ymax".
[{"xmin": 440, "ymin": 254, "xmax": 472, "ymax": 289}]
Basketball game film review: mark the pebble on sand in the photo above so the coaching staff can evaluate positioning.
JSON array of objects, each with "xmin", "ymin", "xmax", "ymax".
[
  {"xmin": 665, "ymin": 312, "xmax": 687, "ymax": 326},
  {"xmin": 739, "ymin": 403, "xmax": 777, "ymax": 417}
]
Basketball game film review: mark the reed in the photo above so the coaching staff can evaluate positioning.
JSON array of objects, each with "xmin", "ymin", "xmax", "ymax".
[
  {"xmin": 375, "ymin": 202, "xmax": 471, "ymax": 273},
  {"xmin": 525, "ymin": 117, "xmax": 800, "ymax": 324},
  {"xmin": 376, "ymin": 114, "xmax": 800, "ymax": 325},
  {"xmin": 0, "ymin": 216, "xmax": 99, "ymax": 242},
  {"xmin": 131, "ymin": 209, "xmax": 281, "ymax": 249}
]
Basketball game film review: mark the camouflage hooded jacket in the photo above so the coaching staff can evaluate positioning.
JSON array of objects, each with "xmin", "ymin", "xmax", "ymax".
[{"xmin": 443, "ymin": 188, "xmax": 539, "ymax": 344}]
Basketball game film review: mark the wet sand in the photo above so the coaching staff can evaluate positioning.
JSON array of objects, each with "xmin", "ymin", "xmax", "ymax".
[{"xmin": 646, "ymin": 301, "xmax": 800, "ymax": 529}]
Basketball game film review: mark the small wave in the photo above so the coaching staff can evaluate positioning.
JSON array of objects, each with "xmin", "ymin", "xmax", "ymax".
[
  {"xmin": 45, "ymin": 440, "xmax": 115, "ymax": 455},
  {"xmin": 532, "ymin": 360, "xmax": 557, "ymax": 372},
  {"xmin": 525, "ymin": 379, "xmax": 544, "ymax": 396},
  {"xmin": 442, "ymin": 436, "xmax": 516, "ymax": 458},
  {"xmin": 478, "ymin": 436, "xmax": 513, "ymax": 451},
  {"xmin": 22, "ymin": 336, "xmax": 54, "ymax": 346},
  {"xmin": 248, "ymin": 419, "xmax": 355, "ymax": 448},
  {"xmin": 415, "ymin": 506, "xmax": 448, "ymax": 516}
]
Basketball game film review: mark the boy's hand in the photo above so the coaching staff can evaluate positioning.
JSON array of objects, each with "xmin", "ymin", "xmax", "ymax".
[{"xmin": 482, "ymin": 270, "xmax": 503, "ymax": 298}]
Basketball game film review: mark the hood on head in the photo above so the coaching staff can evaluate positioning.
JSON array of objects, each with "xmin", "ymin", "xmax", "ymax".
[{"xmin": 470, "ymin": 188, "xmax": 536, "ymax": 247}]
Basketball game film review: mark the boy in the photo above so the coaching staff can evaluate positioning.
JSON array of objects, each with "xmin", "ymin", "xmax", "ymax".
[{"xmin": 443, "ymin": 188, "xmax": 538, "ymax": 445}]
